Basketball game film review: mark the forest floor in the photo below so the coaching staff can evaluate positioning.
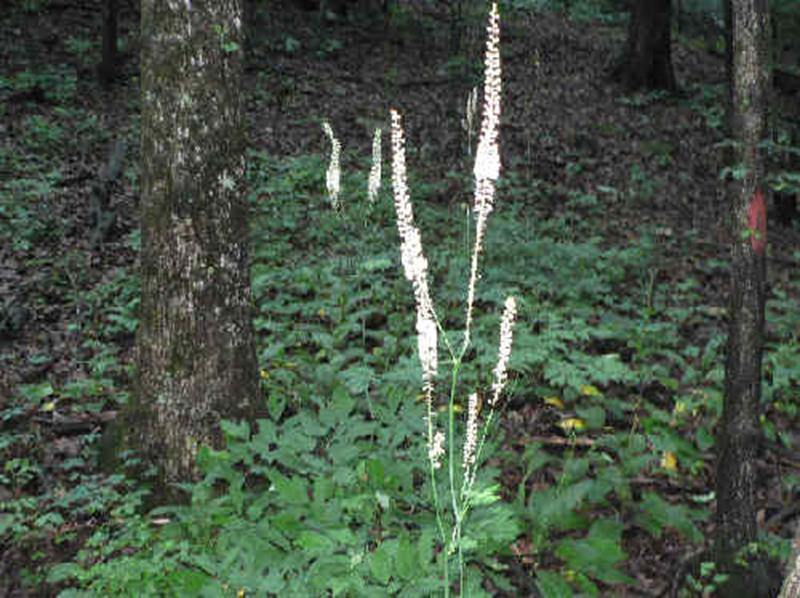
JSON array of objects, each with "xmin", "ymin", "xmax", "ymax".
[{"xmin": 1, "ymin": 0, "xmax": 800, "ymax": 596}]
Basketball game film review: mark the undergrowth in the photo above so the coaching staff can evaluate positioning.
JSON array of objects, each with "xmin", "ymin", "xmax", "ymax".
[{"xmin": 27, "ymin": 135, "xmax": 795, "ymax": 595}]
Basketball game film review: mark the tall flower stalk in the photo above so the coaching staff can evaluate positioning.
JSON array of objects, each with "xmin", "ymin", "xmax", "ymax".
[
  {"xmin": 322, "ymin": 121, "xmax": 341, "ymax": 210},
  {"xmin": 368, "ymin": 128, "xmax": 382, "ymax": 203},
  {"xmin": 389, "ymin": 4, "xmax": 516, "ymax": 596}
]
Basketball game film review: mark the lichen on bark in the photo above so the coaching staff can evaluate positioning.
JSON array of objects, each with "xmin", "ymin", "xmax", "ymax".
[{"xmin": 119, "ymin": 0, "xmax": 260, "ymax": 497}]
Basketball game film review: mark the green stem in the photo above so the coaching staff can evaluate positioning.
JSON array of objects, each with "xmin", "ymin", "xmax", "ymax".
[
  {"xmin": 425, "ymin": 381, "xmax": 448, "ymax": 597},
  {"xmin": 430, "ymin": 458, "xmax": 448, "ymax": 597},
  {"xmin": 447, "ymin": 362, "xmax": 464, "ymax": 595}
]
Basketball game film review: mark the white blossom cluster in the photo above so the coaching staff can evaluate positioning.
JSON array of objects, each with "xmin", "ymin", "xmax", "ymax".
[
  {"xmin": 429, "ymin": 429, "xmax": 446, "ymax": 470},
  {"xmin": 473, "ymin": 3, "xmax": 501, "ymax": 186},
  {"xmin": 389, "ymin": 110, "xmax": 438, "ymax": 389},
  {"xmin": 462, "ymin": 393, "xmax": 479, "ymax": 470},
  {"xmin": 491, "ymin": 296, "xmax": 517, "ymax": 407},
  {"xmin": 464, "ymin": 2, "xmax": 502, "ymax": 349},
  {"xmin": 322, "ymin": 121, "xmax": 341, "ymax": 209},
  {"xmin": 388, "ymin": 3, "xmax": 516, "ymax": 487},
  {"xmin": 368, "ymin": 128, "xmax": 382, "ymax": 203}
]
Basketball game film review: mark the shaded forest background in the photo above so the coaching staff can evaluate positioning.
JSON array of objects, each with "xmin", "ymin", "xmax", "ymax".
[{"xmin": 1, "ymin": 0, "xmax": 800, "ymax": 596}]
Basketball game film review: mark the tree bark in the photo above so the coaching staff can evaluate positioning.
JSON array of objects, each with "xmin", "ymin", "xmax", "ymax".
[
  {"xmin": 128, "ymin": 0, "xmax": 260, "ymax": 498},
  {"xmin": 781, "ymin": 527, "xmax": 800, "ymax": 598},
  {"xmin": 615, "ymin": 0, "xmax": 676, "ymax": 91},
  {"xmin": 714, "ymin": 0, "xmax": 770, "ymax": 596},
  {"xmin": 98, "ymin": 0, "xmax": 118, "ymax": 86}
]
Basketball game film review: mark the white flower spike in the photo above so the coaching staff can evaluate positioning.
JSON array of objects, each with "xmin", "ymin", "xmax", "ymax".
[
  {"xmin": 322, "ymin": 121, "xmax": 341, "ymax": 209},
  {"xmin": 390, "ymin": 109, "xmax": 437, "ymax": 387},
  {"xmin": 429, "ymin": 429, "xmax": 446, "ymax": 470},
  {"xmin": 462, "ymin": 393, "xmax": 480, "ymax": 471},
  {"xmin": 491, "ymin": 296, "xmax": 517, "ymax": 407},
  {"xmin": 464, "ymin": 2, "xmax": 502, "ymax": 350},
  {"xmin": 368, "ymin": 128, "xmax": 382, "ymax": 203}
]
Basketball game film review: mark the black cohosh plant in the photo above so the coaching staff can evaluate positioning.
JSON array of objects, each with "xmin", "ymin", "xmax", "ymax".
[
  {"xmin": 322, "ymin": 120, "xmax": 382, "ymax": 210},
  {"xmin": 389, "ymin": 4, "xmax": 517, "ymax": 595}
]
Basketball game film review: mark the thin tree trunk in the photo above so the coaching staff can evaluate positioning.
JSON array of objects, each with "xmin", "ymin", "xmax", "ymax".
[
  {"xmin": 714, "ymin": 0, "xmax": 770, "ymax": 596},
  {"xmin": 98, "ymin": 0, "xmax": 118, "ymax": 85},
  {"xmin": 615, "ymin": 0, "xmax": 676, "ymax": 91},
  {"xmin": 781, "ymin": 527, "xmax": 800, "ymax": 598},
  {"xmin": 128, "ymin": 0, "xmax": 261, "ymax": 499}
]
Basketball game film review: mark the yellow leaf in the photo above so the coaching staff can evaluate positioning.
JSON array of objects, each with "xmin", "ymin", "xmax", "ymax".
[
  {"xmin": 41, "ymin": 400, "xmax": 56, "ymax": 412},
  {"xmin": 661, "ymin": 451, "xmax": 678, "ymax": 471},
  {"xmin": 259, "ymin": 369, "xmax": 270, "ymax": 380},
  {"xmin": 673, "ymin": 401, "xmax": 686, "ymax": 416},
  {"xmin": 318, "ymin": 308, "xmax": 327, "ymax": 318},
  {"xmin": 559, "ymin": 417, "xmax": 585, "ymax": 432},
  {"xmin": 580, "ymin": 384, "xmax": 601, "ymax": 397},
  {"xmin": 543, "ymin": 396, "xmax": 565, "ymax": 410}
]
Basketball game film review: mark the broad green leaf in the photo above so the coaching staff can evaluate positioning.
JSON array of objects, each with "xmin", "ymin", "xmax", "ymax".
[
  {"xmin": 555, "ymin": 519, "xmax": 634, "ymax": 585},
  {"xmin": 313, "ymin": 477, "xmax": 334, "ymax": 503},
  {"xmin": 270, "ymin": 472, "xmax": 308, "ymax": 505},
  {"xmin": 221, "ymin": 419, "xmax": 250, "ymax": 441},
  {"xmin": 268, "ymin": 392, "xmax": 286, "ymax": 421},
  {"xmin": 340, "ymin": 365, "xmax": 375, "ymax": 395},
  {"xmin": 296, "ymin": 530, "xmax": 335, "ymax": 553},
  {"xmin": 417, "ymin": 528, "xmax": 435, "ymax": 568},
  {"xmin": 635, "ymin": 491, "xmax": 704, "ymax": 543},
  {"xmin": 536, "ymin": 570, "xmax": 573, "ymax": 598},
  {"xmin": 19, "ymin": 382, "xmax": 54, "ymax": 402},
  {"xmin": 370, "ymin": 540, "xmax": 396, "ymax": 584},
  {"xmin": 395, "ymin": 534, "xmax": 416, "ymax": 580},
  {"xmin": 466, "ymin": 483, "xmax": 501, "ymax": 507},
  {"xmin": 330, "ymin": 384, "xmax": 355, "ymax": 416},
  {"xmin": 576, "ymin": 405, "xmax": 605, "ymax": 429}
]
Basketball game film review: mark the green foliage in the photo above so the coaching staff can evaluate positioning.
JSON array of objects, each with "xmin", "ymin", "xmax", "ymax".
[
  {"xmin": 0, "ymin": 169, "xmax": 63, "ymax": 250},
  {"xmin": 50, "ymin": 138, "xmax": 800, "ymax": 594},
  {"xmin": 5, "ymin": 65, "xmax": 78, "ymax": 104},
  {"xmin": 53, "ymin": 389, "xmax": 465, "ymax": 596},
  {"xmin": 63, "ymin": 36, "xmax": 96, "ymax": 66},
  {"xmin": 7, "ymin": 92, "xmax": 797, "ymax": 595},
  {"xmin": 212, "ymin": 23, "xmax": 241, "ymax": 54},
  {"xmin": 683, "ymin": 84, "xmax": 726, "ymax": 133},
  {"xmin": 682, "ymin": 561, "xmax": 728, "ymax": 597},
  {"xmin": 504, "ymin": 0, "xmax": 627, "ymax": 23}
]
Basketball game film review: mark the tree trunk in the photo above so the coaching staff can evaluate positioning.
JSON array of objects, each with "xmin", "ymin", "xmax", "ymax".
[
  {"xmin": 781, "ymin": 527, "xmax": 800, "ymax": 598},
  {"xmin": 128, "ymin": 0, "xmax": 261, "ymax": 498},
  {"xmin": 714, "ymin": 0, "xmax": 770, "ymax": 596},
  {"xmin": 615, "ymin": 0, "xmax": 676, "ymax": 91},
  {"xmin": 98, "ymin": 0, "xmax": 118, "ymax": 85}
]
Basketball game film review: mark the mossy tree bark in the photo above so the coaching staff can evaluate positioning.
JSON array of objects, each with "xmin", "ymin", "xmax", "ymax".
[
  {"xmin": 781, "ymin": 529, "xmax": 800, "ymax": 598},
  {"xmin": 614, "ymin": 0, "xmax": 676, "ymax": 91},
  {"xmin": 129, "ymin": 0, "xmax": 260, "ymax": 497},
  {"xmin": 714, "ymin": 0, "xmax": 770, "ymax": 595}
]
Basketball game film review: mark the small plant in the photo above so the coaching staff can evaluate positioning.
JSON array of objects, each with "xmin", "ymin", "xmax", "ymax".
[
  {"xmin": 683, "ymin": 560, "xmax": 729, "ymax": 597},
  {"xmin": 64, "ymin": 36, "xmax": 95, "ymax": 65},
  {"xmin": 390, "ymin": 5, "xmax": 518, "ymax": 595},
  {"xmin": 212, "ymin": 23, "xmax": 240, "ymax": 53}
]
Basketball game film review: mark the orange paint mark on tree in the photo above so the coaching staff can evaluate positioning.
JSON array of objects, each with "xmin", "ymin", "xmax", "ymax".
[{"xmin": 747, "ymin": 189, "xmax": 767, "ymax": 254}]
